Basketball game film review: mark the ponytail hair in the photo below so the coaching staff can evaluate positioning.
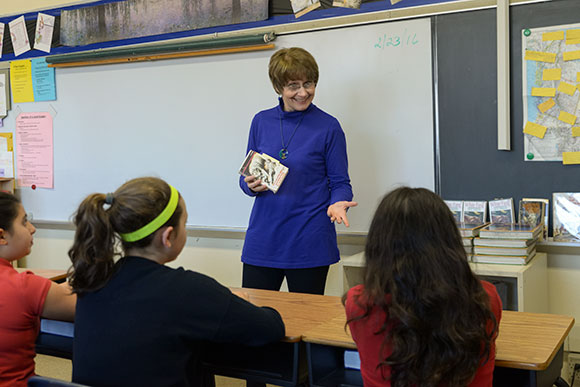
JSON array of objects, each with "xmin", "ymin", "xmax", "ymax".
[
  {"xmin": 68, "ymin": 177, "xmax": 183, "ymax": 296},
  {"xmin": 0, "ymin": 192, "xmax": 21, "ymax": 232}
]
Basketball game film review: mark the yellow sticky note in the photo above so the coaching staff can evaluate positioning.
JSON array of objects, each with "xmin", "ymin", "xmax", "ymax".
[
  {"xmin": 531, "ymin": 87, "xmax": 556, "ymax": 97},
  {"xmin": 525, "ymin": 50, "xmax": 557, "ymax": 63},
  {"xmin": 563, "ymin": 152, "xmax": 580, "ymax": 165},
  {"xmin": 543, "ymin": 68, "xmax": 561, "ymax": 81},
  {"xmin": 9, "ymin": 60, "xmax": 34, "ymax": 104},
  {"xmin": 538, "ymin": 98, "xmax": 556, "ymax": 113},
  {"xmin": 559, "ymin": 111, "xmax": 577, "ymax": 125},
  {"xmin": 524, "ymin": 122, "xmax": 547, "ymax": 138},
  {"xmin": 566, "ymin": 38, "xmax": 580, "ymax": 45},
  {"xmin": 543, "ymin": 31, "xmax": 564, "ymax": 41},
  {"xmin": 563, "ymin": 50, "xmax": 580, "ymax": 61},
  {"xmin": 572, "ymin": 127, "xmax": 580, "ymax": 137},
  {"xmin": 567, "ymin": 29, "xmax": 580, "ymax": 39},
  {"xmin": 558, "ymin": 81, "xmax": 577, "ymax": 96}
]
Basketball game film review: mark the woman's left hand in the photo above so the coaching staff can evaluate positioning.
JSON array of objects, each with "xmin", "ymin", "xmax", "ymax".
[{"xmin": 327, "ymin": 201, "xmax": 358, "ymax": 227}]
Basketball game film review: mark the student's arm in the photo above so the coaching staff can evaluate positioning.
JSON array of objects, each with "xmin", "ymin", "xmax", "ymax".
[
  {"xmin": 214, "ymin": 292, "xmax": 285, "ymax": 346},
  {"xmin": 41, "ymin": 281, "xmax": 76, "ymax": 322}
]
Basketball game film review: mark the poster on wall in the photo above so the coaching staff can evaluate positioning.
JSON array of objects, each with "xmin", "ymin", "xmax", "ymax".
[{"xmin": 522, "ymin": 23, "xmax": 580, "ymax": 164}]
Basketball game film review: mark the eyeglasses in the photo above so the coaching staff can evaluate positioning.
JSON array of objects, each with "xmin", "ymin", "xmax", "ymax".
[{"xmin": 284, "ymin": 81, "xmax": 316, "ymax": 92}]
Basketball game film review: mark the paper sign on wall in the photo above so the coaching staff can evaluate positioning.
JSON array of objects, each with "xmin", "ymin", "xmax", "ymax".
[
  {"xmin": 15, "ymin": 112, "xmax": 53, "ymax": 189},
  {"xmin": 34, "ymin": 13, "xmax": 55, "ymax": 53},
  {"xmin": 8, "ymin": 16, "xmax": 31, "ymax": 57}
]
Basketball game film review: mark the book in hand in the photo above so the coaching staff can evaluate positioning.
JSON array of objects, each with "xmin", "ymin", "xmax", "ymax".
[
  {"xmin": 462, "ymin": 201, "xmax": 487, "ymax": 223},
  {"xmin": 479, "ymin": 223, "xmax": 542, "ymax": 240},
  {"xmin": 473, "ymin": 237, "xmax": 536, "ymax": 248},
  {"xmin": 553, "ymin": 193, "xmax": 580, "ymax": 242},
  {"xmin": 472, "ymin": 249, "xmax": 536, "ymax": 265},
  {"xmin": 489, "ymin": 198, "xmax": 515, "ymax": 224},
  {"xmin": 474, "ymin": 243, "xmax": 536, "ymax": 256},
  {"xmin": 457, "ymin": 222, "xmax": 489, "ymax": 237},
  {"xmin": 239, "ymin": 150, "xmax": 288, "ymax": 194}
]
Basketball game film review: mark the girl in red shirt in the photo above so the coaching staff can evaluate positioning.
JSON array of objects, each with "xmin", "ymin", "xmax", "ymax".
[
  {"xmin": 344, "ymin": 187, "xmax": 501, "ymax": 387},
  {"xmin": 0, "ymin": 192, "xmax": 76, "ymax": 386}
]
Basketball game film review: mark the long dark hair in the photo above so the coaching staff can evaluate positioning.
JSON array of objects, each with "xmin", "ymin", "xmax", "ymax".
[
  {"xmin": 0, "ymin": 192, "xmax": 21, "ymax": 232},
  {"xmin": 351, "ymin": 187, "xmax": 497, "ymax": 387},
  {"xmin": 68, "ymin": 177, "xmax": 183, "ymax": 296}
]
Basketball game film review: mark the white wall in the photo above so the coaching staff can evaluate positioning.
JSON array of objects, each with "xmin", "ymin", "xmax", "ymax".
[{"xmin": 23, "ymin": 228, "xmax": 364, "ymax": 297}]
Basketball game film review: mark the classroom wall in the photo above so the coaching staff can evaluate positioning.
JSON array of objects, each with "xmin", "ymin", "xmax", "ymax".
[{"xmin": 24, "ymin": 228, "xmax": 365, "ymax": 297}]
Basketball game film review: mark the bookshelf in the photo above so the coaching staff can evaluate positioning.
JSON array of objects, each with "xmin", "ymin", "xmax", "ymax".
[{"xmin": 340, "ymin": 252, "xmax": 548, "ymax": 313}]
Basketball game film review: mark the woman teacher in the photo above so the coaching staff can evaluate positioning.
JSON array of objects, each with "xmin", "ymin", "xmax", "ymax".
[{"xmin": 239, "ymin": 47, "xmax": 357, "ymax": 295}]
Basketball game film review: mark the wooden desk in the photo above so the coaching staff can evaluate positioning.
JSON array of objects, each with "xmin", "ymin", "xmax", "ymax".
[
  {"xmin": 36, "ymin": 288, "xmax": 573, "ymax": 387},
  {"xmin": 16, "ymin": 268, "xmax": 67, "ymax": 282},
  {"xmin": 203, "ymin": 288, "xmax": 346, "ymax": 386},
  {"xmin": 302, "ymin": 309, "xmax": 574, "ymax": 387}
]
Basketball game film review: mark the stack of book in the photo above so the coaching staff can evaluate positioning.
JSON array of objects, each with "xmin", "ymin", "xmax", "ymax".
[
  {"xmin": 472, "ymin": 223, "xmax": 543, "ymax": 265},
  {"xmin": 457, "ymin": 222, "xmax": 489, "ymax": 261}
]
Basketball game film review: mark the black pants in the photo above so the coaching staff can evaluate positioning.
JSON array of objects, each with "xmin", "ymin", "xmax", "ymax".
[{"xmin": 242, "ymin": 263, "xmax": 330, "ymax": 295}]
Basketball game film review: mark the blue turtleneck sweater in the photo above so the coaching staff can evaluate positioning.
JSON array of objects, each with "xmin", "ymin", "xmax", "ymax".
[{"xmin": 239, "ymin": 99, "xmax": 353, "ymax": 269}]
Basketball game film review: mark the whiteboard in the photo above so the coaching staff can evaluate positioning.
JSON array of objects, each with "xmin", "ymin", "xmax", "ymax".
[{"xmin": 10, "ymin": 17, "xmax": 434, "ymax": 233}]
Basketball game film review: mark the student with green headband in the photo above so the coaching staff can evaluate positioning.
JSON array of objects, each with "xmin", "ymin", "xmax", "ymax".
[{"xmin": 68, "ymin": 177, "xmax": 285, "ymax": 386}]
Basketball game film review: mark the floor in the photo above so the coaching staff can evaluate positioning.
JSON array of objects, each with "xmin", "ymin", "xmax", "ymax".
[{"xmin": 35, "ymin": 354, "xmax": 274, "ymax": 386}]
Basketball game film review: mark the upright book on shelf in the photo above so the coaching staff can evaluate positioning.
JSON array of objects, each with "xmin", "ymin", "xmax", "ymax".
[
  {"xmin": 488, "ymin": 198, "xmax": 515, "ymax": 224},
  {"xmin": 462, "ymin": 201, "xmax": 487, "ymax": 223},
  {"xmin": 479, "ymin": 223, "xmax": 542, "ymax": 240},
  {"xmin": 519, "ymin": 198, "xmax": 547, "ymax": 240},
  {"xmin": 445, "ymin": 200, "xmax": 463, "ymax": 223},
  {"xmin": 553, "ymin": 193, "xmax": 580, "ymax": 242},
  {"xmin": 239, "ymin": 150, "xmax": 288, "ymax": 194}
]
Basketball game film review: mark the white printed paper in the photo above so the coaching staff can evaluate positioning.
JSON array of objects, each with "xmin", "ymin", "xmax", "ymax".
[
  {"xmin": 0, "ymin": 23, "xmax": 5, "ymax": 59},
  {"xmin": 0, "ymin": 73, "xmax": 6, "ymax": 117},
  {"xmin": 34, "ymin": 13, "xmax": 55, "ymax": 53},
  {"xmin": 9, "ymin": 16, "xmax": 31, "ymax": 57},
  {"xmin": 0, "ymin": 137, "xmax": 7, "ymax": 151},
  {"xmin": 0, "ymin": 151, "xmax": 14, "ymax": 178}
]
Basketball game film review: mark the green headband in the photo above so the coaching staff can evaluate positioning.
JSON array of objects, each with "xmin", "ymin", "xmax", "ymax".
[{"xmin": 120, "ymin": 185, "xmax": 179, "ymax": 243}]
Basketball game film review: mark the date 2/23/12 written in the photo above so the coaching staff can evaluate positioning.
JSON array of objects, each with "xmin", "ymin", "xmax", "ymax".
[{"xmin": 374, "ymin": 30, "xmax": 418, "ymax": 49}]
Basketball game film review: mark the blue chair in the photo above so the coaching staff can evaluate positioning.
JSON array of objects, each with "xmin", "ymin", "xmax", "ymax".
[{"xmin": 28, "ymin": 375, "xmax": 89, "ymax": 387}]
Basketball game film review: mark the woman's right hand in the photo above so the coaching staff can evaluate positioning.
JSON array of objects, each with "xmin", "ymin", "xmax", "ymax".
[{"xmin": 245, "ymin": 175, "xmax": 268, "ymax": 193}]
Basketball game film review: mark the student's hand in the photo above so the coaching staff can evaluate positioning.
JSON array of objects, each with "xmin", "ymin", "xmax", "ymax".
[
  {"xmin": 245, "ymin": 175, "xmax": 268, "ymax": 193},
  {"xmin": 327, "ymin": 201, "xmax": 358, "ymax": 227}
]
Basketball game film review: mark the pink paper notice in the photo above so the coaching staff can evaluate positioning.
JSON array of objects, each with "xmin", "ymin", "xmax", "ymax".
[{"xmin": 16, "ymin": 113, "xmax": 53, "ymax": 188}]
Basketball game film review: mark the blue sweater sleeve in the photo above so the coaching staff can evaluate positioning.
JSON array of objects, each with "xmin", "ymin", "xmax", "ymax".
[{"xmin": 326, "ymin": 119, "xmax": 353, "ymax": 205}]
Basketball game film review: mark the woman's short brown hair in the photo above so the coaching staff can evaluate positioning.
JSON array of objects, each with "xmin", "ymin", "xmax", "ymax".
[{"xmin": 268, "ymin": 47, "xmax": 319, "ymax": 94}]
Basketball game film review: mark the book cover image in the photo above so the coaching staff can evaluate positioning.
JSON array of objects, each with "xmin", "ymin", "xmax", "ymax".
[
  {"xmin": 462, "ymin": 201, "xmax": 487, "ymax": 223},
  {"xmin": 522, "ymin": 198, "xmax": 549, "ymax": 239},
  {"xmin": 239, "ymin": 150, "xmax": 288, "ymax": 194},
  {"xmin": 489, "ymin": 198, "xmax": 514, "ymax": 224},
  {"xmin": 445, "ymin": 200, "xmax": 463, "ymax": 223},
  {"xmin": 518, "ymin": 199, "xmax": 545, "ymax": 238},
  {"xmin": 553, "ymin": 193, "xmax": 580, "ymax": 242}
]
